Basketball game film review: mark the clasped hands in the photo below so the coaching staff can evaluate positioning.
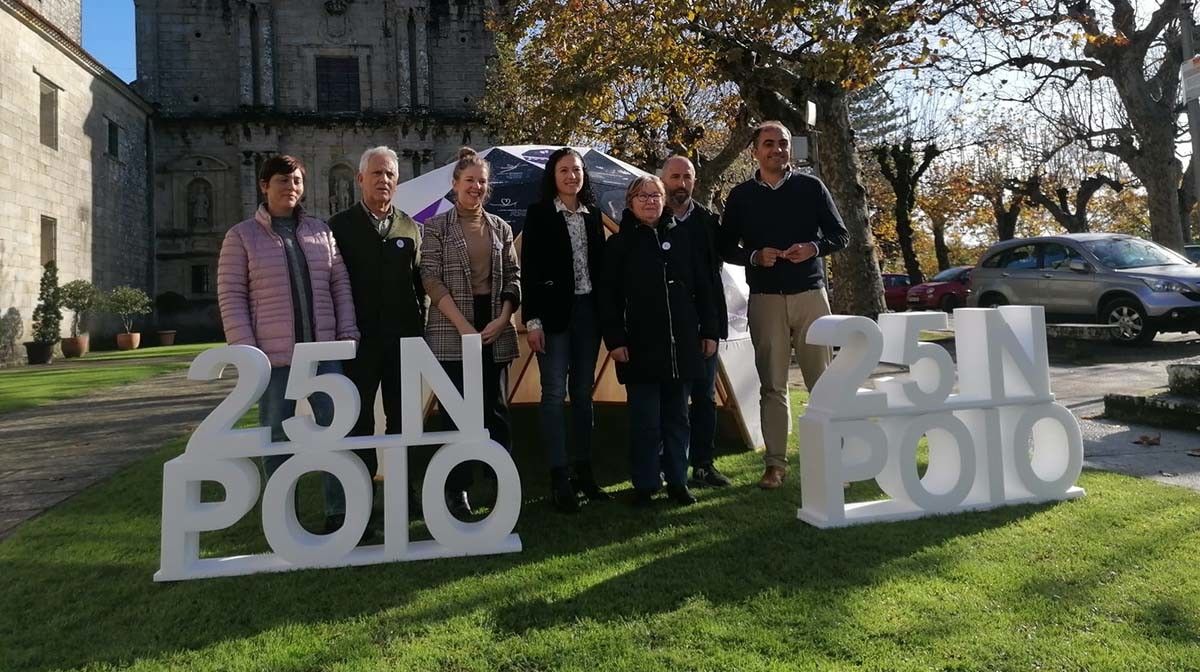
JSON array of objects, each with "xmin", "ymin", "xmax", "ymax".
[{"xmin": 756, "ymin": 242, "xmax": 817, "ymax": 267}]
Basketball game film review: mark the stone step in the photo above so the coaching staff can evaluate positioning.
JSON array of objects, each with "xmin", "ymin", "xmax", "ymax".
[{"xmin": 1103, "ymin": 391, "xmax": 1200, "ymax": 431}]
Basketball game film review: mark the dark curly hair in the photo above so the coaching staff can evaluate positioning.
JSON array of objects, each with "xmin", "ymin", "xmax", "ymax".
[{"xmin": 540, "ymin": 147, "xmax": 596, "ymax": 207}]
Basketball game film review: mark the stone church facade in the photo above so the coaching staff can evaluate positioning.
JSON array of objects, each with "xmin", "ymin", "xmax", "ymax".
[
  {"xmin": 135, "ymin": 0, "xmax": 495, "ymax": 337},
  {"xmin": 0, "ymin": 0, "xmax": 152, "ymax": 362}
]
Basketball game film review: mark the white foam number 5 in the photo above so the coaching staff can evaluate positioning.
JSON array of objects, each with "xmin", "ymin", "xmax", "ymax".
[{"xmin": 280, "ymin": 341, "xmax": 360, "ymax": 446}]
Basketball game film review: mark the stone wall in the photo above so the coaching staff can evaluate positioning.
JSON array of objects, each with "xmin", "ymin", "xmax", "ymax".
[
  {"xmin": 0, "ymin": 2, "xmax": 151, "ymax": 362},
  {"xmin": 138, "ymin": 0, "xmax": 495, "ymax": 339},
  {"xmin": 151, "ymin": 117, "xmax": 485, "ymax": 340}
]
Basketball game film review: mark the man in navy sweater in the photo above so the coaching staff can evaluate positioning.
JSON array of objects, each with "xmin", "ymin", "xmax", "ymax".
[{"xmin": 719, "ymin": 121, "xmax": 849, "ymax": 490}]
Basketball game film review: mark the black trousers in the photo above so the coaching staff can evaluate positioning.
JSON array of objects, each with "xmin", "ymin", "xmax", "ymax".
[
  {"xmin": 439, "ymin": 295, "xmax": 512, "ymax": 492},
  {"xmin": 342, "ymin": 333, "xmax": 408, "ymax": 477}
]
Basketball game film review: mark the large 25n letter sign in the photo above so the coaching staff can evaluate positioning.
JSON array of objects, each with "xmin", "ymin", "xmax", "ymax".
[
  {"xmin": 155, "ymin": 336, "xmax": 521, "ymax": 582},
  {"xmin": 798, "ymin": 306, "xmax": 1085, "ymax": 528}
]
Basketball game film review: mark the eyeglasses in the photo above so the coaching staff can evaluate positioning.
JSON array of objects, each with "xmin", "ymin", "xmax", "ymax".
[{"xmin": 634, "ymin": 193, "xmax": 663, "ymax": 202}]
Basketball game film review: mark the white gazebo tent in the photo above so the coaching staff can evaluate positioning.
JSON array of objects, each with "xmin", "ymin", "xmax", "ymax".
[{"xmin": 376, "ymin": 145, "xmax": 764, "ymax": 451}]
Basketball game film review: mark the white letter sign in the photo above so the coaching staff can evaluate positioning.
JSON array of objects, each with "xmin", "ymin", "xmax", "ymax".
[
  {"xmin": 155, "ymin": 336, "xmax": 521, "ymax": 581},
  {"xmin": 798, "ymin": 307, "xmax": 1084, "ymax": 528}
]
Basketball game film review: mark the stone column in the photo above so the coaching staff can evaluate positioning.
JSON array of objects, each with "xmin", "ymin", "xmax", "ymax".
[
  {"xmin": 240, "ymin": 152, "xmax": 259, "ymax": 217},
  {"xmin": 237, "ymin": 6, "xmax": 254, "ymax": 106},
  {"xmin": 258, "ymin": 4, "xmax": 276, "ymax": 107},
  {"xmin": 414, "ymin": 10, "xmax": 431, "ymax": 108}
]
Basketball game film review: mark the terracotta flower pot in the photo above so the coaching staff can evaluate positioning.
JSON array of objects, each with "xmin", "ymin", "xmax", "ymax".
[
  {"xmin": 116, "ymin": 332, "xmax": 141, "ymax": 351},
  {"xmin": 157, "ymin": 330, "xmax": 177, "ymax": 346},
  {"xmin": 24, "ymin": 341, "xmax": 54, "ymax": 365},
  {"xmin": 61, "ymin": 335, "xmax": 89, "ymax": 358}
]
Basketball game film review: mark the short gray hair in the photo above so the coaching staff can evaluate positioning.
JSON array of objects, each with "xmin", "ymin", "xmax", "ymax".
[
  {"xmin": 358, "ymin": 146, "xmax": 400, "ymax": 174},
  {"xmin": 625, "ymin": 175, "xmax": 665, "ymax": 210}
]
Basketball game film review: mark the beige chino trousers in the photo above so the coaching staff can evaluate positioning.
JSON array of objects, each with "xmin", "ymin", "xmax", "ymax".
[{"xmin": 746, "ymin": 289, "xmax": 832, "ymax": 469}]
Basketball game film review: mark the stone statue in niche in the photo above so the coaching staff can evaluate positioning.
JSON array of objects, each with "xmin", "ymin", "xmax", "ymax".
[
  {"xmin": 188, "ymin": 179, "xmax": 213, "ymax": 231},
  {"xmin": 329, "ymin": 168, "xmax": 355, "ymax": 215}
]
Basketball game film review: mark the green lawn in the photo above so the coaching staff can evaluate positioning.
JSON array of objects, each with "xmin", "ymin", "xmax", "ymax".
[
  {"xmin": 0, "ymin": 344, "xmax": 223, "ymax": 414},
  {"xmin": 0, "ymin": 362, "xmax": 187, "ymax": 414},
  {"xmin": 82, "ymin": 342, "xmax": 224, "ymax": 362},
  {"xmin": 1, "ymin": 391, "xmax": 1198, "ymax": 671}
]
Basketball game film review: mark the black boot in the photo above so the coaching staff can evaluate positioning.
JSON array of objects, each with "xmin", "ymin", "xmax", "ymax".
[
  {"xmin": 550, "ymin": 466, "xmax": 581, "ymax": 513},
  {"xmin": 667, "ymin": 484, "xmax": 697, "ymax": 506},
  {"xmin": 571, "ymin": 461, "xmax": 612, "ymax": 502}
]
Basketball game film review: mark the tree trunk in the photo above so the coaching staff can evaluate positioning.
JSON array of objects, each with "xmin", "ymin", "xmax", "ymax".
[
  {"xmin": 931, "ymin": 217, "xmax": 950, "ymax": 271},
  {"xmin": 1141, "ymin": 161, "xmax": 1186, "ymax": 251},
  {"xmin": 814, "ymin": 90, "xmax": 886, "ymax": 317},
  {"xmin": 992, "ymin": 193, "xmax": 1020, "ymax": 241},
  {"xmin": 893, "ymin": 195, "xmax": 924, "ymax": 283},
  {"xmin": 695, "ymin": 120, "xmax": 753, "ymax": 208}
]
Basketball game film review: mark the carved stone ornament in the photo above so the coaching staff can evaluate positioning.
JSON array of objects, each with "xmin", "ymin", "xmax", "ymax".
[{"xmin": 324, "ymin": 0, "xmax": 352, "ymax": 15}]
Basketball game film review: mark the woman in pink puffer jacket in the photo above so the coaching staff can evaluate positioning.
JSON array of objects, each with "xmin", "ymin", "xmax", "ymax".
[{"xmin": 217, "ymin": 154, "xmax": 360, "ymax": 533}]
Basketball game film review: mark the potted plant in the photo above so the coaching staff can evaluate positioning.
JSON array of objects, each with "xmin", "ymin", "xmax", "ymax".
[
  {"xmin": 25, "ymin": 261, "xmax": 62, "ymax": 365},
  {"xmin": 104, "ymin": 285, "xmax": 152, "ymax": 350},
  {"xmin": 155, "ymin": 292, "xmax": 188, "ymax": 347},
  {"xmin": 59, "ymin": 279, "xmax": 100, "ymax": 357}
]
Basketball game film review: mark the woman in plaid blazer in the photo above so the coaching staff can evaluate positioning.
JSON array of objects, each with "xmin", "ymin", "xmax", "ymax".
[{"xmin": 420, "ymin": 148, "xmax": 521, "ymax": 519}]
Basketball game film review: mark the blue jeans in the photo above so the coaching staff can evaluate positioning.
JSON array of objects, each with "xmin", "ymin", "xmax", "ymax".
[
  {"xmin": 627, "ymin": 381, "xmax": 689, "ymax": 492},
  {"xmin": 259, "ymin": 360, "xmax": 351, "ymax": 517},
  {"xmin": 536, "ymin": 297, "xmax": 601, "ymax": 469},
  {"xmin": 688, "ymin": 354, "xmax": 719, "ymax": 469}
]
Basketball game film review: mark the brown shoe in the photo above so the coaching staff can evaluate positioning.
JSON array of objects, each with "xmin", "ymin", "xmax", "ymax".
[{"xmin": 758, "ymin": 466, "xmax": 786, "ymax": 490}]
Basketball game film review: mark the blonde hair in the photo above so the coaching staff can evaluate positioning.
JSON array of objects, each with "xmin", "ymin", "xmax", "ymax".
[
  {"xmin": 451, "ymin": 147, "xmax": 492, "ymax": 204},
  {"xmin": 625, "ymin": 175, "xmax": 666, "ymax": 210},
  {"xmin": 452, "ymin": 146, "xmax": 490, "ymax": 182}
]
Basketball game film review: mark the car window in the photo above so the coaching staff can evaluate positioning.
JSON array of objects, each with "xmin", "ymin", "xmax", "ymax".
[
  {"xmin": 931, "ymin": 267, "xmax": 960, "ymax": 282},
  {"xmin": 1186, "ymin": 246, "xmax": 1200, "ymax": 263},
  {"xmin": 1001, "ymin": 245, "xmax": 1038, "ymax": 270},
  {"xmin": 1083, "ymin": 237, "xmax": 1191, "ymax": 269},
  {"xmin": 981, "ymin": 252, "xmax": 1004, "ymax": 268},
  {"xmin": 1040, "ymin": 244, "xmax": 1083, "ymax": 270}
]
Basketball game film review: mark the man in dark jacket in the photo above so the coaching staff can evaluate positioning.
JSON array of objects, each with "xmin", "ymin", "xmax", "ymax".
[
  {"xmin": 662, "ymin": 155, "xmax": 731, "ymax": 488},
  {"xmin": 328, "ymin": 146, "xmax": 425, "ymax": 535},
  {"xmin": 720, "ymin": 121, "xmax": 849, "ymax": 491}
]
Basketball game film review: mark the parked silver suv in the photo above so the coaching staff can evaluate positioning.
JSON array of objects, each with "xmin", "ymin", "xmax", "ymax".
[{"xmin": 967, "ymin": 233, "xmax": 1200, "ymax": 344}]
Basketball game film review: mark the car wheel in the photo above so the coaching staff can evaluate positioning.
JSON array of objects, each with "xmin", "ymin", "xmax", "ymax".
[
  {"xmin": 939, "ymin": 295, "xmax": 959, "ymax": 312},
  {"xmin": 1102, "ymin": 298, "xmax": 1157, "ymax": 345},
  {"xmin": 979, "ymin": 292, "xmax": 1007, "ymax": 309}
]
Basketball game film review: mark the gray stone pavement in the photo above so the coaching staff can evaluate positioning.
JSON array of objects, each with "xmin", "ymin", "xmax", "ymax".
[
  {"xmin": 0, "ymin": 365, "xmax": 233, "ymax": 540},
  {"xmin": 1074, "ymin": 400, "xmax": 1200, "ymax": 492}
]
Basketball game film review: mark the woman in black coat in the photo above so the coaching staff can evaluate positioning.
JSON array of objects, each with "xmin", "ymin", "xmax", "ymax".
[
  {"xmin": 521, "ymin": 147, "xmax": 610, "ymax": 513},
  {"xmin": 600, "ymin": 175, "xmax": 719, "ymax": 507}
]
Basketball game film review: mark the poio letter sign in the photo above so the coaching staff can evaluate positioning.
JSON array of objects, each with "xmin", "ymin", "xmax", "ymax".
[
  {"xmin": 155, "ymin": 335, "xmax": 521, "ymax": 582},
  {"xmin": 798, "ymin": 306, "xmax": 1085, "ymax": 528}
]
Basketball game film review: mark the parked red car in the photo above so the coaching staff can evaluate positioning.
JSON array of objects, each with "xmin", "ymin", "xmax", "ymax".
[
  {"xmin": 882, "ymin": 273, "xmax": 913, "ymax": 312},
  {"xmin": 906, "ymin": 266, "xmax": 972, "ymax": 311}
]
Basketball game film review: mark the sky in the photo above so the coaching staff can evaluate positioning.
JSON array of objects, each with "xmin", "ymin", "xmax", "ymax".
[{"xmin": 81, "ymin": 0, "xmax": 135, "ymax": 83}]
